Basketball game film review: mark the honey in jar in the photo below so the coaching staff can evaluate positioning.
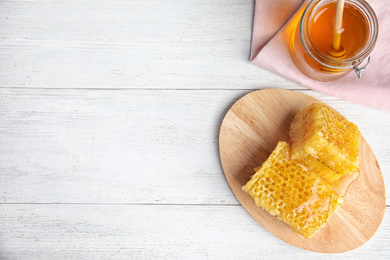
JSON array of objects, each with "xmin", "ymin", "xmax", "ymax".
[{"xmin": 290, "ymin": 0, "xmax": 378, "ymax": 81}]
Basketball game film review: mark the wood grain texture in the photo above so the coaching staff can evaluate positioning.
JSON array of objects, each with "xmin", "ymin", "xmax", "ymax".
[
  {"xmin": 0, "ymin": 0, "xmax": 301, "ymax": 90},
  {"xmin": 0, "ymin": 204, "xmax": 389, "ymax": 260},
  {"xmin": 0, "ymin": 0, "xmax": 389, "ymax": 258},
  {"xmin": 219, "ymin": 89, "xmax": 386, "ymax": 253},
  {"xmin": 1, "ymin": 88, "xmax": 389, "ymax": 205}
]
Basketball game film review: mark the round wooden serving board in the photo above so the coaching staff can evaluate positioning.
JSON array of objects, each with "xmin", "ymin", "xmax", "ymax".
[{"xmin": 219, "ymin": 89, "xmax": 386, "ymax": 253}]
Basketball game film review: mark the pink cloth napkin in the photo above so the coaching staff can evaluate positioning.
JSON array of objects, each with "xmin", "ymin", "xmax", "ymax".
[{"xmin": 251, "ymin": 0, "xmax": 390, "ymax": 112}]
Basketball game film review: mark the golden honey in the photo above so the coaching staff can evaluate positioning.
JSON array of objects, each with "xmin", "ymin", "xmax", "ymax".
[
  {"xmin": 243, "ymin": 141, "xmax": 343, "ymax": 239},
  {"xmin": 290, "ymin": 0, "xmax": 378, "ymax": 81},
  {"xmin": 296, "ymin": 153, "xmax": 342, "ymax": 182},
  {"xmin": 290, "ymin": 103, "xmax": 360, "ymax": 177},
  {"xmin": 309, "ymin": 2, "xmax": 369, "ymax": 60}
]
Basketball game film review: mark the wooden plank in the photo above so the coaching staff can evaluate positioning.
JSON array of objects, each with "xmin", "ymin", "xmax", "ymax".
[
  {"xmin": 0, "ymin": 0, "xmax": 388, "ymax": 258},
  {"xmin": 0, "ymin": 88, "xmax": 389, "ymax": 205},
  {"xmin": 0, "ymin": 0, "xmax": 301, "ymax": 89},
  {"xmin": 0, "ymin": 204, "xmax": 389, "ymax": 259}
]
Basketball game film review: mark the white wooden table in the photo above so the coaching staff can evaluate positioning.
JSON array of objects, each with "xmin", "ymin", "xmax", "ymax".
[{"xmin": 1, "ymin": 1, "xmax": 389, "ymax": 259}]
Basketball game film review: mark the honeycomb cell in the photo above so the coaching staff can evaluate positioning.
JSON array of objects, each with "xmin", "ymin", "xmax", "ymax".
[
  {"xmin": 242, "ymin": 141, "xmax": 343, "ymax": 239},
  {"xmin": 290, "ymin": 103, "xmax": 360, "ymax": 179}
]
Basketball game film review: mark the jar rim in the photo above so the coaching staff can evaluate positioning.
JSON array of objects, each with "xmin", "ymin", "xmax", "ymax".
[{"xmin": 300, "ymin": 0, "xmax": 378, "ymax": 69}]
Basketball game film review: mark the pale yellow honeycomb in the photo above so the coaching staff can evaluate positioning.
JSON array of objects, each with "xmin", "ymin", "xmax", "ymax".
[
  {"xmin": 243, "ymin": 141, "xmax": 343, "ymax": 239},
  {"xmin": 290, "ymin": 103, "xmax": 360, "ymax": 178},
  {"xmin": 296, "ymin": 153, "xmax": 342, "ymax": 182}
]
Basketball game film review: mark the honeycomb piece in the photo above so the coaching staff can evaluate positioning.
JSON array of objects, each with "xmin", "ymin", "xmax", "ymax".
[
  {"xmin": 243, "ymin": 142, "xmax": 343, "ymax": 239},
  {"xmin": 290, "ymin": 103, "xmax": 360, "ymax": 177},
  {"xmin": 297, "ymin": 153, "xmax": 342, "ymax": 182}
]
